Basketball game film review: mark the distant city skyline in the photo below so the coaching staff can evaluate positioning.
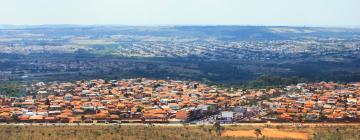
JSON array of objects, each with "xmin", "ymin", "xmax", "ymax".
[{"xmin": 0, "ymin": 0, "xmax": 360, "ymax": 27}]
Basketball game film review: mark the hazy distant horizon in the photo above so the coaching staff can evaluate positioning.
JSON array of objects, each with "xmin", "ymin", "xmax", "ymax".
[
  {"xmin": 1, "ymin": 0, "xmax": 359, "ymax": 26},
  {"xmin": 1, "ymin": 24, "xmax": 360, "ymax": 29}
]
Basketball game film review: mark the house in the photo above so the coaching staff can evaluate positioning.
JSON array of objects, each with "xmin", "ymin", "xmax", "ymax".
[
  {"xmin": 276, "ymin": 108, "xmax": 286, "ymax": 113},
  {"xmin": 64, "ymin": 94, "xmax": 73, "ymax": 101},
  {"xmin": 44, "ymin": 117, "xmax": 57, "ymax": 123},
  {"xmin": 175, "ymin": 110, "xmax": 189, "ymax": 121},
  {"xmin": 18, "ymin": 115, "xmax": 30, "ymax": 122},
  {"xmin": 220, "ymin": 111, "xmax": 234, "ymax": 123},
  {"xmin": 280, "ymin": 113, "xmax": 292, "ymax": 120},
  {"xmin": 29, "ymin": 115, "xmax": 44, "ymax": 122}
]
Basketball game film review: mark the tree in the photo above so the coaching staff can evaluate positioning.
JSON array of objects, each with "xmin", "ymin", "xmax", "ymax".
[
  {"xmin": 12, "ymin": 114, "xmax": 19, "ymax": 122},
  {"xmin": 136, "ymin": 106, "xmax": 144, "ymax": 112},
  {"xmin": 213, "ymin": 121, "xmax": 222, "ymax": 136},
  {"xmin": 45, "ymin": 98, "xmax": 50, "ymax": 106},
  {"xmin": 81, "ymin": 115, "xmax": 85, "ymax": 122},
  {"xmin": 0, "ymin": 82, "xmax": 24, "ymax": 97},
  {"xmin": 254, "ymin": 128, "xmax": 262, "ymax": 140}
]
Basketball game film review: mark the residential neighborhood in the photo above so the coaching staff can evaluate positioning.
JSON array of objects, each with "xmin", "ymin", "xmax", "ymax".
[
  {"xmin": 1, "ymin": 0, "xmax": 360, "ymax": 139},
  {"xmin": 0, "ymin": 78, "xmax": 360, "ymax": 124}
]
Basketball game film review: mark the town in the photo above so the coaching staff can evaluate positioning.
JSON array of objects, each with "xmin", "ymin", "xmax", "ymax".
[
  {"xmin": 2, "ymin": 0, "xmax": 360, "ymax": 139},
  {"xmin": 1, "ymin": 26, "xmax": 360, "ymax": 86},
  {"xmin": 0, "ymin": 78, "xmax": 359, "ymax": 124}
]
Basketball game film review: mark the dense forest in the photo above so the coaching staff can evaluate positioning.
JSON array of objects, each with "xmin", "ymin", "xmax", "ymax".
[{"xmin": 1, "ymin": 53, "xmax": 360, "ymax": 97}]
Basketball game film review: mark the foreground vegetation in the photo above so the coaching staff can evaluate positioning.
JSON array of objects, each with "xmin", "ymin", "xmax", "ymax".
[
  {"xmin": 0, "ymin": 124, "xmax": 360, "ymax": 140},
  {"xmin": 0, "ymin": 125, "xmax": 226, "ymax": 140}
]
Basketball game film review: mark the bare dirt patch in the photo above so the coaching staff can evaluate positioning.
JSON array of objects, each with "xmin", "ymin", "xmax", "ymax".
[{"xmin": 222, "ymin": 128, "xmax": 309, "ymax": 139}]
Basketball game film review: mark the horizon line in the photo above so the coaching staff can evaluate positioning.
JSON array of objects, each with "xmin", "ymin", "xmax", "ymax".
[{"xmin": 1, "ymin": 24, "xmax": 360, "ymax": 29}]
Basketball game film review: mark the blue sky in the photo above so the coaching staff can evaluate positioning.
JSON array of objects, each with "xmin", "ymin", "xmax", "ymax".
[{"xmin": 1, "ymin": 0, "xmax": 359, "ymax": 26}]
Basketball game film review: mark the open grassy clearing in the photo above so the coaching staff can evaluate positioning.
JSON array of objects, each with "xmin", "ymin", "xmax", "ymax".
[{"xmin": 222, "ymin": 128, "xmax": 309, "ymax": 139}]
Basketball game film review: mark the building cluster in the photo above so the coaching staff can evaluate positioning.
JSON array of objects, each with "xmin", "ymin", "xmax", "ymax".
[
  {"xmin": 1, "ymin": 79, "xmax": 360, "ymax": 123},
  {"xmin": 263, "ymin": 82, "xmax": 360, "ymax": 122},
  {"xmin": 98, "ymin": 38, "xmax": 360, "ymax": 61},
  {"xmin": 1, "ymin": 27, "xmax": 360, "ymax": 61},
  {"xmin": 0, "ymin": 78, "xmax": 233, "ymax": 123}
]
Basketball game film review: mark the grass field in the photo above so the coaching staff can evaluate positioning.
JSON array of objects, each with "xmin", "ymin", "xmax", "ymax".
[{"xmin": 0, "ymin": 124, "xmax": 359, "ymax": 140}]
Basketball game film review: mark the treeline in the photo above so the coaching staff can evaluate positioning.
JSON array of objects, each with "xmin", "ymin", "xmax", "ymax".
[
  {"xmin": 243, "ymin": 75, "xmax": 306, "ymax": 89},
  {"xmin": 0, "ymin": 82, "xmax": 25, "ymax": 97}
]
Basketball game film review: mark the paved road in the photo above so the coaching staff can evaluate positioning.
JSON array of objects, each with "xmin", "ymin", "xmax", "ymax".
[{"xmin": 0, "ymin": 122, "xmax": 359, "ymax": 127}]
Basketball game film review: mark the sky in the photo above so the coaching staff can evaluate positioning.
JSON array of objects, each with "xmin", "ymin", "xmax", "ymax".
[{"xmin": 0, "ymin": 0, "xmax": 360, "ymax": 26}]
